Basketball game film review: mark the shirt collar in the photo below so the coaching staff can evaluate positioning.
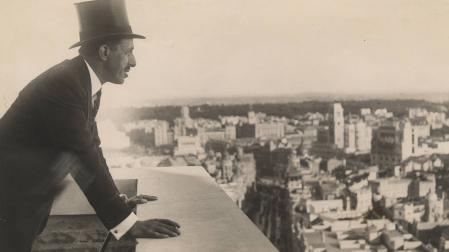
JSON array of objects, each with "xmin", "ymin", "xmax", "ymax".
[{"xmin": 83, "ymin": 59, "xmax": 103, "ymax": 96}]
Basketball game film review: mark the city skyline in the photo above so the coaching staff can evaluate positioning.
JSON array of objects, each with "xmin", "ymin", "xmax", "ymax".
[
  {"xmin": 107, "ymin": 102, "xmax": 449, "ymax": 251},
  {"xmin": 3, "ymin": 0, "xmax": 449, "ymax": 112}
]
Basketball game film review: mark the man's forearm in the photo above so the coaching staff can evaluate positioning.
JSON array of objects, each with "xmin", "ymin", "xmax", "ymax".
[{"xmin": 110, "ymin": 213, "xmax": 138, "ymax": 239}]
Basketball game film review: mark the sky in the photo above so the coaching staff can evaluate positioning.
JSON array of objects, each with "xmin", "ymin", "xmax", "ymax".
[{"xmin": 1, "ymin": 0, "xmax": 449, "ymax": 113}]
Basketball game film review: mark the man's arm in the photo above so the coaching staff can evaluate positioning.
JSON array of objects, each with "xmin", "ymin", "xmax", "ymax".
[
  {"xmin": 38, "ymin": 77, "xmax": 180, "ymax": 238},
  {"xmin": 91, "ymin": 122, "xmax": 181, "ymax": 239},
  {"xmin": 85, "ymin": 123, "xmax": 181, "ymax": 239},
  {"xmin": 88, "ymin": 122, "xmax": 138, "ymax": 238},
  {"xmin": 37, "ymin": 77, "xmax": 131, "ymax": 229}
]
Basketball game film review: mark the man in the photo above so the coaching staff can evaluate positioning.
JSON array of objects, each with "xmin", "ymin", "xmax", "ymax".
[{"xmin": 0, "ymin": 0, "xmax": 180, "ymax": 251}]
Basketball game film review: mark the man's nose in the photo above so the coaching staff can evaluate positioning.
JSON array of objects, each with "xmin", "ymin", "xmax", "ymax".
[{"xmin": 129, "ymin": 53, "xmax": 136, "ymax": 67}]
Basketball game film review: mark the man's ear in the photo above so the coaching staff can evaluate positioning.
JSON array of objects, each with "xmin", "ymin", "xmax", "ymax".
[{"xmin": 98, "ymin": 44, "xmax": 110, "ymax": 61}]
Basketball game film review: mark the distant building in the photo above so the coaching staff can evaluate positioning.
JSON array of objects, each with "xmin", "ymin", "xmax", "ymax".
[
  {"xmin": 344, "ymin": 120, "xmax": 372, "ymax": 154},
  {"xmin": 319, "ymin": 180, "xmax": 343, "ymax": 200},
  {"xmin": 409, "ymin": 108, "xmax": 428, "ymax": 119},
  {"xmin": 301, "ymin": 125, "xmax": 318, "ymax": 150},
  {"xmin": 219, "ymin": 152, "xmax": 235, "ymax": 182},
  {"xmin": 409, "ymin": 108, "xmax": 446, "ymax": 130},
  {"xmin": 174, "ymin": 106, "xmax": 195, "ymax": 140},
  {"xmin": 174, "ymin": 136, "xmax": 204, "ymax": 156},
  {"xmin": 374, "ymin": 108, "xmax": 394, "ymax": 118},
  {"xmin": 153, "ymin": 121, "xmax": 171, "ymax": 146},
  {"xmin": 220, "ymin": 116, "xmax": 243, "ymax": 126},
  {"xmin": 408, "ymin": 118, "xmax": 431, "ymax": 155},
  {"xmin": 344, "ymin": 123, "xmax": 356, "ymax": 153},
  {"xmin": 428, "ymin": 112, "xmax": 446, "ymax": 129},
  {"xmin": 393, "ymin": 202, "xmax": 426, "ymax": 223},
  {"xmin": 421, "ymin": 139, "xmax": 449, "ymax": 155},
  {"xmin": 311, "ymin": 126, "xmax": 340, "ymax": 159},
  {"xmin": 303, "ymin": 126, "xmax": 318, "ymax": 140},
  {"xmin": 307, "ymin": 112, "xmax": 325, "ymax": 125},
  {"xmin": 174, "ymin": 118, "xmax": 186, "ymax": 139},
  {"xmin": 409, "ymin": 108, "xmax": 447, "ymax": 130},
  {"xmin": 181, "ymin": 105, "xmax": 192, "ymax": 127},
  {"xmin": 255, "ymin": 122, "xmax": 285, "ymax": 139},
  {"xmin": 301, "ymin": 231, "xmax": 326, "ymax": 251},
  {"xmin": 225, "ymin": 125, "xmax": 236, "ymax": 141},
  {"xmin": 199, "ymin": 129, "xmax": 226, "ymax": 144},
  {"xmin": 383, "ymin": 230, "xmax": 406, "ymax": 251},
  {"xmin": 248, "ymin": 111, "xmax": 257, "ymax": 125},
  {"xmin": 371, "ymin": 122, "xmax": 403, "ymax": 168},
  {"xmin": 426, "ymin": 191, "xmax": 444, "ymax": 222},
  {"xmin": 371, "ymin": 178, "xmax": 411, "ymax": 203},
  {"xmin": 306, "ymin": 199, "xmax": 344, "ymax": 214},
  {"xmin": 333, "ymin": 103, "xmax": 345, "ymax": 149},
  {"xmin": 407, "ymin": 175, "xmax": 436, "ymax": 199},
  {"xmin": 360, "ymin": 108, "xmax": 371, "ymax": 116},
  {"xmin": 371, "ymin": 119, "xmax": 430, "ymax": 169},
  {"xmin": 398, "ymin": 155, "xmax": 442, "ymax": 176},
  {"xmin": 236, "ymin": 123, "xmax": 256, "ymax": 139},
  {"xmin": 352, "ymin": 186, "xmax": 372, "ymax": 213}
]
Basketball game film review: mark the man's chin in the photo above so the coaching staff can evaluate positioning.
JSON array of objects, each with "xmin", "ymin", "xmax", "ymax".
[{"xmin": 110, "ymin": 78, "xmax": 125, "ymax": 84}]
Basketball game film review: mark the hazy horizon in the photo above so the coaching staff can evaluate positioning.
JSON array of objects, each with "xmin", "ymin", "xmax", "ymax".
[{"xmin": 100, "ymin": 91, "xmax": 449, "ymax": 108}]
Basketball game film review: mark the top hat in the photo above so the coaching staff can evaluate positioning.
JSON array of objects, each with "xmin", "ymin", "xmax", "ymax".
[{"xmin": 70, "ymin": 0, "xmax": 145, "ymax": 49}]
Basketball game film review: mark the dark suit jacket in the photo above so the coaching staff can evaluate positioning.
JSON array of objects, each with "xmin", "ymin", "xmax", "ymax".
[{"xmin": 0, "ymin": 55, "xmax": 131, "ymax": 229}]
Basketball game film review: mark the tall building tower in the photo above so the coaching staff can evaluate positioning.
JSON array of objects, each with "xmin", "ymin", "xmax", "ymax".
[
  {"xmin": 181, "ymin": 106, "xmax": 192, "ymax": 128},
  {"xmin": 333, "ymin": 103, "xmax": 344, "ymax": 149},
  {"xmin": 401, "ymin": 119, "xmax": 430, "ymax": 159},
  {"xmin": 345, "ymin": 120, "xmax": 372, "ymax": 153},
  {"xmin": 173, "ymin": 118, "xmax": 186, "ymax": 140},
  {"xmin": 355, "ymin": 121, "xmax": 372, "ymax": 152},
  {"xmin": 344, "ymin": 123, "xmax": 356, "ymax": 153},
  {"xmin": 181, "ymin": 106, "xmax": 190, "ymax": 120}
]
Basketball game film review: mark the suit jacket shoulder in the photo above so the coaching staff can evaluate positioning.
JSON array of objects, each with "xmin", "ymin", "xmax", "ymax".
[{"xmin": 20, "ymin": 56, "xmax": 91, "ymax": 111}]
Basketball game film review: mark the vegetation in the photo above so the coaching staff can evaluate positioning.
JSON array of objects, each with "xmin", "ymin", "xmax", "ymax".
[{"xmin": 101, "ymin": 99, "xmax": 446, "ymax": 124}]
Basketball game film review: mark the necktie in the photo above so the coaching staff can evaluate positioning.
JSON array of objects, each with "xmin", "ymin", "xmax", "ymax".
[{"xmin": 92, "ymin": 89, "xmax": 102, "ymax": 118}]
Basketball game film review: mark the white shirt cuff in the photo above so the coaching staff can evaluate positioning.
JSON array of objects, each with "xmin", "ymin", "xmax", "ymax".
[{"xmin": 110, "ymin": 213, "xmax": 138, "ymax": 240}]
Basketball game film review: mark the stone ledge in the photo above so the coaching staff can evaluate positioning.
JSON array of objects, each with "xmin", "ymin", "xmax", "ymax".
[{"xmin": 50, "ymin": 166, "xmax": 278, "ymax": 252}]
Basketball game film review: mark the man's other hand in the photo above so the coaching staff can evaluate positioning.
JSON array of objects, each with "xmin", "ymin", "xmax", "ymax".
[
  {"xmin": 129, "ymin": 219, "xmax": 181, "ymax": 238},
  {"xmin": 124, "ymin": 194, "xmax": 157, "ymax": 209}
]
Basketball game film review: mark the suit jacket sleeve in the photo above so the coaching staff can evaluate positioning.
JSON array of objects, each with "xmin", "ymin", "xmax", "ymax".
[{"xmin": 37, "ymin": 71, "xmax": 132, "ymax": 230}]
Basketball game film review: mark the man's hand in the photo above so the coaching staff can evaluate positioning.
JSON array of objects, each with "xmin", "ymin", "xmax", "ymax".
[
  {"xmin": 120, "ymin": 194, "xmax": 157, "ymax": 210},
  {"xmin": 129, "ymin": 219, "xmax": 181, "ymax": 238}
]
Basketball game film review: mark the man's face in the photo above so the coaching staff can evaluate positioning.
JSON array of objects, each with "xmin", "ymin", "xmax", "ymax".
[{"xmin": 104, "ymin": 38, "xmax": 136, "ymax": 84}]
